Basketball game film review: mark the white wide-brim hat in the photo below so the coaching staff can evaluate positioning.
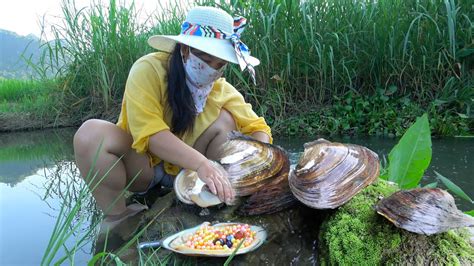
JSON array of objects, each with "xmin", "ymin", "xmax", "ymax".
[{"xmin": 148, "ymin": 6, "xmax": 260, "ymax": 66}]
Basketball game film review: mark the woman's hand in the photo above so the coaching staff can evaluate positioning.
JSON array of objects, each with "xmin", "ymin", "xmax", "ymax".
[
  {"xmin": 196, "ymin": 160, "xmax": 235, "ymax": 204},
  {"xmin": 148, "ymin": 130, "xmax": 236, "ymax": 204}
]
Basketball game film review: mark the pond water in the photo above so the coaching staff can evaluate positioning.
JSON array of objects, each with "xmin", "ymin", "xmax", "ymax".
[{"xmin": 0, "ymin": 128, "xmax": 472, "ymax": 265}]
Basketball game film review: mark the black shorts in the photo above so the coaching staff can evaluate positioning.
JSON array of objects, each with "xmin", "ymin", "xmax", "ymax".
[{"xmin": 137, "ymin": 162, "xmax": 175, "ymax": 195}]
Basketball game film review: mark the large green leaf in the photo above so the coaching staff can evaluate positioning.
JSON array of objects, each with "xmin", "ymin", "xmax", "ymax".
[
  {"xmin": 435, "ymin": 171, "xmax": 474, "ymax": 203},
  {"xmin": 387, "ymin": 113, "xmax": 432, "ymax": 188},
  {"xmin": 466, "ymin": 210, "xmax": 474, "ymax": 217}
]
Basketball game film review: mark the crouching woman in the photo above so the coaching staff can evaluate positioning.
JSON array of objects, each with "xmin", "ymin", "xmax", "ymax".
[{"xmin": 73, "ymin": 6, "xmax": 272, "ymax": 229}]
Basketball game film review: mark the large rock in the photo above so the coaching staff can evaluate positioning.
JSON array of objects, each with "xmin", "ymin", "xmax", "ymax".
[{"xmin": 318, "ymin": 180, "xmax": 474, "ymax": 265}]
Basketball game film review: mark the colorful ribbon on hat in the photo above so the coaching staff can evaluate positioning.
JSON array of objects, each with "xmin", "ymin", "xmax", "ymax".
[{"xmin": 180, "ymin": 16, "xmax": 256, "ymax": 84}]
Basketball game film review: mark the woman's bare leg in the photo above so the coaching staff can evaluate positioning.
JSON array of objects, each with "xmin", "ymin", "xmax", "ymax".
[
  {"xmin": 73, "ymin": 119, "xmax": 154, "ymax": 217},
  {"xmin": 194, "ymin": 109, "xmax": 236, "ymax": 160},
  {"xmin": 74, "ymin": 109, "xmax": 235, "ymax": 217}
]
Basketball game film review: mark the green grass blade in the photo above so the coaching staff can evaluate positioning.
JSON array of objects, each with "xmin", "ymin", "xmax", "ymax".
[
  {"xmin": 423, "ymin": 182, "xmax": 438, "ymax": 188},
  {"xmin": 435, "ymin": 171, "xmax": 473, "ymax": 203},
  {"xmin": 223, "ymin": 237, "xmax": 246, "ymax": 266}
]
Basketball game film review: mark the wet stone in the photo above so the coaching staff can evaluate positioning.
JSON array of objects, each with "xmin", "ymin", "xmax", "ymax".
[
  {"xmin": 199, "ymin": 208, "xmax": 211, "ymax": 216},
  {"xmin": 97, "ymin": 190, "xmax": 326, "ymax": 265}
]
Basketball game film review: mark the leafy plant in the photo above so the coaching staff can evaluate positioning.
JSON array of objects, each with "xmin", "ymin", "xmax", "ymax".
[
  {"xmin": 223, "ymin": 236, "xmax": 246, "ymax": 266},
  {"xmin": 381, "ymin": 113, "xmax": 473, "ymax": 210},
  {"xmin": 380, "ymin": 114, "xmax": 432, "ymax": 189},
  {"xmin": 41, "ymin": 142, "xmax": 150, "ymax": 265},
  {"xmin": 87, "ymin": 252, "xmax": 125, "ymax": 266},
  {"xmin": 423, "ymin": 182, "xmax": 438, "ymax": 188}
]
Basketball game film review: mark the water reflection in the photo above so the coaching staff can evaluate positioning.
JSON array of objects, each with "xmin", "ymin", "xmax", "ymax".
[
  {"xmin": 0, "ymin": 129, "xmax": 73, "ymax": 187},
  {"xmin": 0, "ymin": 128, "xmax": 98, "ymax": 265}
]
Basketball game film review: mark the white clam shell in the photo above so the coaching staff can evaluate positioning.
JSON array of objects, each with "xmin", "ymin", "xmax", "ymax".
[{"xmin": 174, "ymin": 160, "xmax": 224, "ymax": 207}]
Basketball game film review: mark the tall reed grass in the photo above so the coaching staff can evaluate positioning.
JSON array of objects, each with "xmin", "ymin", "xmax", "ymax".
[
  {"xmin": 37, "ymin": 0, "xmax": 472, "ymax": 131},
  {"xmin": 37, "ymin": 0, "xmax": 153, "ymax": 119},
  {"xmin": 222, "ymin": 0, "xmax": 473, "ymax": 118}
]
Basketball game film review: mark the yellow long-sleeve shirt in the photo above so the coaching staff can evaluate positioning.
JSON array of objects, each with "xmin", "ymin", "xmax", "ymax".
[{"xmin": 117, "ymin": 52, "xmax": 272, "ymax": 175}]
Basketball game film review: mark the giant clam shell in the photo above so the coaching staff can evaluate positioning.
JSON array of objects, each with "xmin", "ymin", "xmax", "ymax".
[
  {"xmin": 237, "ymin": 158, "xmax": 297, "ymax": 216},
  {"xmin": 219, "ymin": 132, "xmax": 295, "ymax": 215},
  {"xmin": 162, "ymin": 222, "xmax": 267, "ymax": 257},
  {"xmin": 219, "ymin": 132, "xmax": 287, "ymax": 196},
  {"xmin": 375, "ymin": 188, "xmax": 474, "ymax": 235},
  {"xmin": 289, "ymin": 138, "xmax": 379, "ymax": 209},
  {"xmin": 174, "ymin": 132, "xmax": 290, "ymax": 210}
]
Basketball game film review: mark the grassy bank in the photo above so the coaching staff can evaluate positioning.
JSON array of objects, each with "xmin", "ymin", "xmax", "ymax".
[
  {"xmin": 0, "ymin": 79, "xmax": 54, "ymax": 113},
  {"xmin": 3, "ymin": 0, "xmax": 473, "ymax": 136},
  {"xmin": 0, "ymin": 78, "xmax": 70, "ymax": 130}
]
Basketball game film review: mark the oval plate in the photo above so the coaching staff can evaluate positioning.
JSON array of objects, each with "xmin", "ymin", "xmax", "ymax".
[{"xmin": 162, "ymin": 222, "xmax": 267, "ymax": 257}]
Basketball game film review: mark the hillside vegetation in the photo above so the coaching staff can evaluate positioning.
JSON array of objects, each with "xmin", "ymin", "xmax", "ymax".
[{"xmin": 2, "ymin": 0, "xmax": 473, "ymax": 136}]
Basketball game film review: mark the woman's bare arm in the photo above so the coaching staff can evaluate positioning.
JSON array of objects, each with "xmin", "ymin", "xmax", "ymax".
[
  {"xmin": 251, "ymin": 131, "xmax": 271, "ymax": 143},
  {"xmin": 149, "ymin": 130, "xmax": 205, "ymax": 171}
]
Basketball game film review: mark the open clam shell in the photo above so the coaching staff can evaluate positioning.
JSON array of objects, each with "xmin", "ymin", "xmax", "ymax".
[
  {"xmin": 375, "ymin": 188, "xmax": 474, "ymax": 235},
  {"xmin": 289, "ymin": 138, "xmax": 380, "ymax": 209},
  {"xmin": 174, "ymin": 160, "xmax": 225, "ymax": 208},
  {"xmin": 162, "ymin": 222, "xmax": 267, "ymax": 257}
]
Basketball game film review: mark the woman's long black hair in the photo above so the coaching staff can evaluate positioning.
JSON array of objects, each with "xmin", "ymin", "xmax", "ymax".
[{"xmin": 167, "ymin": 43, "xmax": 196, "ymax": 136}]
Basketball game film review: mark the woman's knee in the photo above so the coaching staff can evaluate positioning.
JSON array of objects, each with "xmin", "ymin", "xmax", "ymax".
[
  {"xmin": 74, "ymin": 119, "xmax": 99, "ymax": 156},
  {"xmin": 215, "ymin": 109, "xmax": 236, "ymax": 133},
  {"xmin": 193, "ymin": 109, "xmax": 237, "ymax": 155},
  {"xmin": 73, "ymin": 119, "xmax": 131, "ymax": 156}
]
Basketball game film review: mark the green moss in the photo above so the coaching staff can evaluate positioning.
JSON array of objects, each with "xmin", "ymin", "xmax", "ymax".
[
  {"xmin": 319, "ymin": 180, "xmax": 401, "ymax": 265},
  {"xmin": 432, "ymin": 230, "xmax": 474, "ymax": 265},
  {"xmin": 319, "ymin": 179, "xmax": 474, "ymax": 265}
]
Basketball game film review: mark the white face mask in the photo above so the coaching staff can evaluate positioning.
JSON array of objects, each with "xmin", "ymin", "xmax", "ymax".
[
  {"xmin": 181, "ymin": 49, "xmax": 226, "ymax": 113},
  {"xmin": 182, "ymin": 49, "xmax": 225, "ymax": 88}
]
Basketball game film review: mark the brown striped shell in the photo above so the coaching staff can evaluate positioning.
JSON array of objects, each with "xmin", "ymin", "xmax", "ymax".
[
  {"xmin": 375, "ymin": 188, "xmax": 474, "ymax": 235},
  {"xmin": 237, "ymin": 157, "xmax": 297, "ymax": 216},
  {"xmin": 219, "ymin": 133, "xmax": 287, "ymax": 197},
  {"xmin": 174, "ymin": 132, "xmax": 289, "ymax": 210},
  {"xmin": 289, "ymin": 138, "xmax": 380, "ymax": 209}
]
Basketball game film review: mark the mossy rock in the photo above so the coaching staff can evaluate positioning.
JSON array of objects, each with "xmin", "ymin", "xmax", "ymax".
[{"xmin": 318, "ymin": 179, "xmax": 474, "ymax": 265}]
